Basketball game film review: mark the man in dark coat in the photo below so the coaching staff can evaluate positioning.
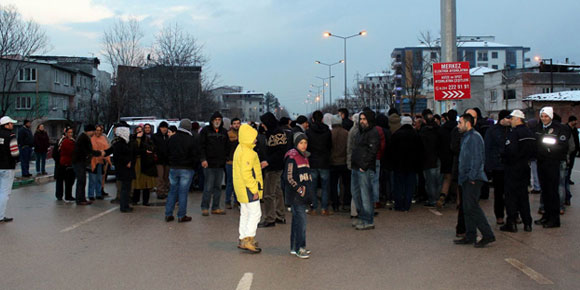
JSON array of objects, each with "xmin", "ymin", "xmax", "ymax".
[
  {"xmin": 351, "ymin": 111, "xmax": 380, "ymax": 230},
  {"xmin": 436, "ymin": 109, "xmax": 457, "ymax": 208},
  {"xmin": 339, "ymin": 108, "xmax": 354, "ymax": 131},
  {"xmin": 484, "ymin": 110, "xmax": 511, "ymax": 225},
  {"xmin": 258, "ymin": 112, "xmax": 291, "ymax": 227},
  {"xmin": 565, "ymin": 115, "xmax": 579, "ymax": 205},
  {"xmin": 17, "ymin": 119, "xmax": 33, "ymax": 177},
  {"xmin": 419, "ymin": 109, "xmax": 441, "ymax": 207},
  {"xmin": 306, "ymin": 110, "xmax": 333, "ymax": 215},
  {"xmin": 72, "ymin": 124, "xmax": 104, "ymax": 205},
  {"xmin": 391, "ymin": 116, "xmax": 423, "ymax": 212},
  {"xmin": 199, "ymin": 111, "xmax": 230, "ymax": 216},
  {"xmin": 152, "ymin": 121, "xmax": 170, "ymax": 199}
]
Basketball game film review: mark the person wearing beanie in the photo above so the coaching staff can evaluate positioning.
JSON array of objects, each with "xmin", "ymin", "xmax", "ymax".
[
  {"xmin": 283, "ymin": 132, "xmax": 313, "ymax": 258},
  {"xmin": 71, "ymin": 124, "xmax": 105, "ymax": 205},
  {"xmin": 199, "ymin": 111, "xmax": 230, "ymax": 216},
  {"xmin": 351, "ymin": 110, "xmax": 380, "ymax": 230},
  {"xmin": 225, "ymin": 118, "xmax": 241, "ymax": 209},
  {"xmin": 233, "ymin": 124, "xmax": 263, "ymax": 253},
  {"xmin": 306, "ymin": 110, "xmax": 333, "ymax": 216},
  {"xmin": 330, "ymin": 114, "xmax": 350, "ymax": 212},
  {"xmin": 388, "ymin": 109, "xmax": 401, "ymax": 134},
  {"xmin": 483, "ymin": 109, "xmax": 511, "ymax": 225},
  {"xmin": 152, "ymin": 121, "xmax": 170, "ymax": 199},
  {"xmin": 164, "ymin": 118, "xmax": 200, "ymax": 222},
  {"xmin": 0, "ymin": 116, "xmax": 18, "ymax": 222},
  {"xmin": 258, "ymin": 112, "xmax": 291, "ymax": 227},
  {"xmin": 499, "ymin": 109, "xmax": 536, "ymax": 233},
  {"xmin": 535, "ymin": 107, "xmax": 568, "ymax": 228}
]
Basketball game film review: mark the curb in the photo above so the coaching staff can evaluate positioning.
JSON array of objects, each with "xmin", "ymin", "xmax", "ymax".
[{"xmin": 13, "ymin": 174, "xmax": 55, "ymax": 189}]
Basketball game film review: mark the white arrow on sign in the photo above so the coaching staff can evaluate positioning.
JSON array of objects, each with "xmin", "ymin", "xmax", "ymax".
[{"xmin": 442, "ymin": 90, "xmax": 465, "ymax": 99}]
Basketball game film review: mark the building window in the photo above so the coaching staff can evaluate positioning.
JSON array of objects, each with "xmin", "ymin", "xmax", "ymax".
[
  {"xmin": 16, "ymin": 96, "xmax": 32, "ymax": 110},
  {"xmin": 477, "ymin": 51, "xmax": 488, "ymax": 61},
  {"xmin": 542, "ymin": 88, "xmax": 553, "ymax": 93},
  {"xmin": 490, "ymin": 90, "xmax": 497, "ymax": 102},
  {"xmin": 492, "ymin": 65, "xmax": 499, "ymax": 69},
  {"xmin": 430, "ymin": 52, "xmax": 437, "ymax": 60},
  {"xmin": 491, "ymin": 52, "xmax": 498, "ymax": 59},
  {"xmin": 54, "ymin": 70, "xmax": 59, "ymax": 84},
  {"xmin": 18, "ymin": 68, "xmax": 37, "ymax": 82},
  {"xmin": 503, "ymin": 89, "xmax": 516, "ymax": 100}
]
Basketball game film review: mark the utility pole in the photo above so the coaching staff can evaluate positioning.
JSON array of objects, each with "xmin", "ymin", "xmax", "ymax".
[{"xmin": 440, "ymin": 0, "xmax": 457, "ymax": 114}]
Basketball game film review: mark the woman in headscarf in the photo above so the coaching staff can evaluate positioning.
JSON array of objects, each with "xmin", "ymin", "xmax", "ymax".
[{"xmin": 131, "ymin": 125, "xmax": 157, "ymax": 206}]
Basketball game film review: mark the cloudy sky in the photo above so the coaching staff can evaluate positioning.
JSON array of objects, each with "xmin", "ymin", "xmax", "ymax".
[{"xmin": 6, "ymin": 0, "xmax": 580, "ymax": 115}]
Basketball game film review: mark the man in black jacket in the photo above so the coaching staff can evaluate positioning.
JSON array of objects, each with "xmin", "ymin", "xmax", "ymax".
[
  {"xmin": 258, "ymin": 112, "xmax": 291, "ymax": 227},
  {"xmin": 565, "ymin": 115, "xmax": 579, "ymax": 205},
  {"xmin": 0, "ymin": 116, "xmax": 18, "ymax": 222},
  {"xmin": 351, "ymin": 111, "xmax": 380, "ymax": 230},
  {"xmin": 339, "ymin": 108, "xmax": 354, "ymax": 131},
  {"xmin": 436, "ymin": 109, "xmax": 457, "ymax": 208},
  {"xmin": 484, "ymin": 110, "xmax": 511, "ymax": 225},
  {"xmin": 200, "ymin": 111, "xmax": 229, "ymax": 216},
  {"xmin": 72, "ymin": 124, "xmax": 104, "ymax": 205},
  {"xmin": 419, "ymin": 109, "xmax": 441, "ymax": 207},
  {"xmin": 17, "ymin": 119, "xmax": 33, "ymax": 177},
  {"xmin": 152, "ymin": 121, "xmax": 170, "ymax": 199},
  {"xmin": 165, "ymin": 119, "xmax": 199, "ymax": 222},
  {"xmin": 306, "ymin": 110, "xmax": 333, "ymax": 215}
]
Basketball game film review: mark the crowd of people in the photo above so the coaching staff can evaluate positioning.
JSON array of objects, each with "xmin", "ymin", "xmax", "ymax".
[{"xmin": 0, "ymin": 104, "xmax": 576, "ymax": 258}]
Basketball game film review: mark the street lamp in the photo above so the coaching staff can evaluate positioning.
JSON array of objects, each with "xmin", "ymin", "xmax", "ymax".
[
  {"xmin": 315, "ymin": 60, "xmax": 344, "ymax": 105},
  {"xmin": 535, "ymin": 56, "xmax": 554, "ymax": 93},
  {"xmin": 315, "ymin": 76, "xmax": 333, "ymax": 107},
  {"xmin": 310, "ymin": 84, "xmax": 323, "ymax": 110},
  {"xmin": 323, "ymin": 30, "xmax": 367, "ymax": 100}
]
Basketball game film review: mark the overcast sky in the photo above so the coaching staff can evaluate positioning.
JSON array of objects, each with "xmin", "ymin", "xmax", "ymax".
[{"xmin": 6, "ymin": 0, "xmax": 580, "ymax": 116}]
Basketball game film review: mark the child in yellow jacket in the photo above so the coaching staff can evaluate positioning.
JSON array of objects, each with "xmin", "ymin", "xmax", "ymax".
[{"xmin": 233, "ymin": 124, "xmax": 264, "ymax": 253}]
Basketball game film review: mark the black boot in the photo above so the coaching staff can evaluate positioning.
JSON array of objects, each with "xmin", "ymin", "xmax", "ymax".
[
  {"xmin": 500, "ymin": 223, "xmax": 517, "ymax": 233},
  {"xmin": 142, "ymin": 189, "xmax": 150, "ymax": 206}
]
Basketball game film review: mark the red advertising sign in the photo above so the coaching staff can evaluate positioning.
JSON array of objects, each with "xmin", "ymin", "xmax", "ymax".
[{"xmin": 433, "ymin": 61, "xmax": 471, "ymax": 101}]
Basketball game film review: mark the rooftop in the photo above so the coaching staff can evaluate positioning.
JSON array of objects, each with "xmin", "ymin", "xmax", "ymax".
[
  {"xmin": 524, "ymin": 90, "xmax": 580, "ymax": 102},
  {"xmin": 470, "ymin": 66, "xmax": 497, "ymax": 76}
]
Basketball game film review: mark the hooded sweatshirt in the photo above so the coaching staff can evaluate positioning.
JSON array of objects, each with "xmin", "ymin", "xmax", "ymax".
[
  {"xmin": 260, "ymin": 112, "xmax": 291, "ymax": 171},
  {"xmin": 233, "ymin": 124, "xmax": 264, "ymax": 203},
  {"xmin": 351, "ymin": 111, "xmax": 380, "ymax": 171},
  {"xmin": 305, "ymin": 121, "xmax": 332, "ymax": 169},
  {"xmin": 199, "ymin": 111, "xmax": 230, "ymax": 168}
]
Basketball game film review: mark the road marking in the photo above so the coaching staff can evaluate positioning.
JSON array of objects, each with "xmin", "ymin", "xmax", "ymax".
[
  {"xmin": 60, "ymin": 207, "xmax": 119, "ymax": 233},
  {"xmin": 505, "ymin": 258, "xmax": 553, "ymax": 285},
  {"xmin": 429, "ymin": 209, "xmax": 442, "ymax": 216},
  {"xmin": 236, "ymin": 272, "xmax": 254, "ymax": 290}
]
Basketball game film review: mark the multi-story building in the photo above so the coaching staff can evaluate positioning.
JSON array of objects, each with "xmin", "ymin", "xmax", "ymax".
[
  {"xmin": 221, "ymin": 91, "xmax": 264, "ymax": 122},
  {"xmin": 484, "ymin": 62, "xmax": 580, "ymax": 118},
  {"xmin": 0, "ymin": 57, "xmax": 102, "ymax": 140},
  {"xmin": 390, "ymin": 36, "xmax": 531, "ymax": 112},
  {"xmin": 355, "ymin": 72, "xmax": 394, "ymax": 113}
]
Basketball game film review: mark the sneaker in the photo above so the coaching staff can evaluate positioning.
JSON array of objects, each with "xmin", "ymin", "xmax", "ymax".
[
  {"xmin": 290, "ymin": 249, "xmax": 311, "ymax": 255},
  {"xmin": 295, "ymin": 248, "xmax": 310, "ymax": 259},
  {"xmin": 201, "ymin": 210, "xmax": 209, "ymax": 216},
  {"xmin": 351, "ymin": 219, "xmax": 362, "ymax": 227},
  {"xmin": 355, "ymin": 223, "xmax": 375, "ymax": 230},
  {"xmin": 211, "ymin": 209, "xmax": 226, "ymax": 215}
]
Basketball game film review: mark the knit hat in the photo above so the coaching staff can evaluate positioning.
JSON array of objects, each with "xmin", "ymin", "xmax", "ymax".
[
  {"xmin": 84, "ymin": 124, "xmax": 96, "ymax": 132},
  {"xmin": 293, "ymin": 132, "xmax": 308, "ymax": 147},
  {"xmin": 498, "ymin": 109, "xmax": 511, "ymax": 121},
  {"xmin": 401, "ymin": 116, "xmax": 413, "ymax": 126},
  {"xmin": 331, "ymin": 115, "xmax": 342, "ymax": 126},
  {"xmin": 296, "ymin": 115, "xmax": 308, "ymax": 125},
  {"xmin": 179, "ymin": 118, "xmax": 192, "ymax": 131},
  {"xmin": 540, "ymin": 107, "xmax": 554, "ymax": 120}
]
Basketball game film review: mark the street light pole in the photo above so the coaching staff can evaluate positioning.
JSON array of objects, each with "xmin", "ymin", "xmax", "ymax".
[
  {"xmin": 323, "ymin": 31, "xmax": 366, "ymax": 102},
  {"xmin": 315, "ymin": 60, "xmax": 343, "ymax": 106}
]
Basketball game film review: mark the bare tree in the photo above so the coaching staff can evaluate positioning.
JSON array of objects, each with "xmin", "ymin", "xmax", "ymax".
[
  {"xmin": 0, "ymin": 5, "xmax": 49, "ymax": 116},
  {"xmin": 101, "ymin": 18, "xmax": 145, "ymax": 76},
  {"xmin": 153, "ymin": 23, "xmax": 206, "ymax": 67}
]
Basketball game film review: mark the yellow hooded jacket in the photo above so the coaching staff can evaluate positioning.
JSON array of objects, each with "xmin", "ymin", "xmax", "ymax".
[{"xmin": 233, "ymin": 124, "xmax": 263, "ymax": 203}]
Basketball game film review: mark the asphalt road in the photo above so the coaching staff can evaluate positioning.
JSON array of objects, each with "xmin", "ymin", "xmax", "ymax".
[{"xmin": 1, "ymin": 171, "xmax": 579, "ymax": 290}]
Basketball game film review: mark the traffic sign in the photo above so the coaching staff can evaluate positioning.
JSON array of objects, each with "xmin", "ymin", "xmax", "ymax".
[{"xmin": 433, "ymin": 61, "xmax": 471, "ymax": 101}]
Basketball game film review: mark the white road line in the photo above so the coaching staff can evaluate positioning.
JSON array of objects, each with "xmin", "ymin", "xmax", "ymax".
[
  {"xmin": 60, "ymin": 207, "xmax": 119, "ymax": 233},
  {"xmin": 505, "ymin": 258, "xmax": 554, "ymax": 285},
  {"xmin": 429, "ymin": 209, "xmax": 443, "ymax": 216},
  {"xmin": 236, "ymin": 272, "xmax": 254, "ymax": 290}
]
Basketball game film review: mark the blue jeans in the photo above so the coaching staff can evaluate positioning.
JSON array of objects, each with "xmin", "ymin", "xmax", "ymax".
[
  {"xmin": 310, "ymin": 169, "xmax": 330, "ymax": 210},
  {"xmin": 424, "ymin": 167, "xmax": 441, "ymax": 204},
  {"xmin": 0, "ymin": 170, "xmax": 15, "ymax": 219},
  {"xmin": 353, "ymin": 170, "xmax": 375, "ymax": 225},
  {"xmin": 393, "ymin": 172, "xmax": 417, "ymax": 211},
  {"xmin": 88, "ymin": 164, "xmax": 103, "ymax": 198},
  {"xmin": 165, "ymin": 169, "xmax": 194, "ymax": 218},
  {"xmin": 530, "ymin": 160, "xmax": 541, "ymax": 191},
  {"xmin": 35, "ymin": 152, "xmax": 46, "ymax": 173},
  {"xmin": 19, "ymin": 146, "xmax": 32, "ymax": 176},
  {"xmin": 290, "ymin": 204, "xmax": 307, "ymax": 252},
  {"xmin": 372, "ymin": 161, "xmax": 381, "ymax": 202},
  {"xmin": 225, "ymin": 164, "xmax": 236, "ymax": 205},
  {"xmin": 201, "ymin": 168, "xmax": 224, "ymax": 210}
]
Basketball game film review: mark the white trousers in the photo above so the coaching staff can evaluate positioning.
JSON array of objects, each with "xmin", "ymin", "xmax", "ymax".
[
  {"xmin": 0, "ymin": 170, "xmax": 15, "ymax": 219},
  {"xmin": 239, "ymin": 201, "xmax": 262, "ymax": 240}
]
